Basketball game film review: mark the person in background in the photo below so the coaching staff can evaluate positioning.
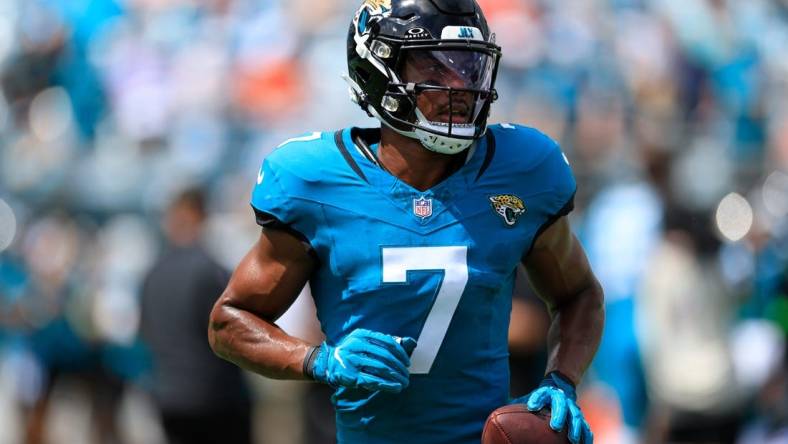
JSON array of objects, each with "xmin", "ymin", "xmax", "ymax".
[
  {"xmin": 638, "ymin": 208, "xmax": 746, "ymax": 444},
  {"xmin": 21, "ymin": 215, "xmax": 128, "ymax": 444},
  {"xmin": 139, "ymin": 188, "xmax": 252, "ymax": 444}
]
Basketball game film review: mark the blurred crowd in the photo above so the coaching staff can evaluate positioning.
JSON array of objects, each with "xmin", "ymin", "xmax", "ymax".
[{"xmin": 0, "ymin": 0, "xmax": 788, "ymax": 443}]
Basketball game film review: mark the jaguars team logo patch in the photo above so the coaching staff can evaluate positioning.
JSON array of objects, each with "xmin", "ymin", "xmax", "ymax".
[
  {"xmin": 413, "ymin": 196, "xmax": 433, "ymax": 219},
  {"xmin": 489, "ymin": 194, "xmax": 526, "ymax": 227}
]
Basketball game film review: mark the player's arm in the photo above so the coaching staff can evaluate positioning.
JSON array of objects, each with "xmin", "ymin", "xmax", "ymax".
[
  {"xmin": 208, "ymin": 227, "xmax": 316, "ymax": 380},
  {"xmin": 515, "ymin": 216, "xmax": 603, "ymax": 444},
  {"xmin": 522, "ymin": 216, "xmax": 604, "ymax": 386},
  {"xmin": 209, "ymin": 226, "xmax": 414, "ymax": 391}
]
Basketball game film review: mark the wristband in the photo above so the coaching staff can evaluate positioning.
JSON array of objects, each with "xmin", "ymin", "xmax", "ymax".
[
  {"xmin": 302, "ymin": 345, "xmax": 321, "ymax": 380},
  {"xmin": 542, "ymin": 371, "xmax": 577, "ymax": 400}
]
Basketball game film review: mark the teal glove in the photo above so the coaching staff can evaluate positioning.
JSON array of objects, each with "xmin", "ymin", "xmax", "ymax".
[
  {"xmin": 307, "ymin": 329, "xmax": 416, "ymax": 393},
  {"xmin": 510, "ymin": 372, "xmax": 593, "ymax": 444}
]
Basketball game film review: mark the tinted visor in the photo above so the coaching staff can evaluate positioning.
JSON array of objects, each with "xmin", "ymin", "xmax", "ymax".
[
  {"xmin": 399, "ymin": 49, "xmax": 495, "ymax": 90},
  {"xmin": 399, "ymin": 49, "xmax": 495, "ymax": 126}
]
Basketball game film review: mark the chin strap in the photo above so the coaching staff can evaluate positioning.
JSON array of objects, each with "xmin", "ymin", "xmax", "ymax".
[
  {"xmin": 415, "ymin": 130, "xmax": 473, "ymax": 154},
  {"xmin": 413, "ymin": 109, "xmax": 475, "ymax": 154}
]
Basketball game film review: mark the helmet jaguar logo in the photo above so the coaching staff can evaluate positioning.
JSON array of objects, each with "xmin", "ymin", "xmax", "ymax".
[
  {"xmin": 489, "ymin": 194, "xmax": 526, "ymax": 227},
  {"xmin": 356, "ymin": 0, "xmax": 392, "ymax": 35},
  {"xmin": 362, "ymin": 0, "xmax": 391, "ymax": 14}
]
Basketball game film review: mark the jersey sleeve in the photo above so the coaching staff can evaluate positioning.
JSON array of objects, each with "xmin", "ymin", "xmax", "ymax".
[
  {"xmin": 518, "ymin": 129, "xmax": 577, "ymax": 259},
  {"xmin": 250, "ymin": 156, "xmax": 296, "ymax": 228},
  {"xmin": 492, "ymin": 123, "xmax": 577, "ymax": 217},
  {"xmin": 540, "ymin": 137, "xmax": 576, "ymax": 219},
  {"xmin": 247, "ymin": 132, "xmax": 333, "ymax": 256},
  {"xmin": 249, "ymin": 154, "xmax": 319, "ymax": 253}
]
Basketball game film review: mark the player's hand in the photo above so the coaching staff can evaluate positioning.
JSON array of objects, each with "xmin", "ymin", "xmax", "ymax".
[
  {"xmin": 309, "ymin": 329, "xmax": 416, "ymax": 393},
  {"xmin": 510, "ymin": 372, "xmax": 593, "ymax": 444}
]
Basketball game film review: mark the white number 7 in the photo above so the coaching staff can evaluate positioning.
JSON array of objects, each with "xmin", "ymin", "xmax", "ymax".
[{"xmin": 381, "ymin": 246, "xmax": 469, "ymax": 374}]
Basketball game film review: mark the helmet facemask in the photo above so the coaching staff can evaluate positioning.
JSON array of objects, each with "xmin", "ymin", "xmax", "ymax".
[{"xmin": 388, "ymin": 47, "xmax": 498, "ymax": 154}]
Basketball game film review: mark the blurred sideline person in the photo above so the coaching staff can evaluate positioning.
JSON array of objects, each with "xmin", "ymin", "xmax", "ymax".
[
  {"xmin": 638, "ymin": 209, "xmax": 746, "ymax": 444},
  {"xmin": 738, "ymin": 264, "xmax": 788, "ymax": 444},
  {"xmin": 139, "ymin": 188, "xmax": 252, "ymax": 444},
  {"xmin": 209, "ymin": 1, "xmax": 604, "ymax": 443},
  {"xmin": 22, "ymin": 215, "xmax": 128, "ymax": 444}
]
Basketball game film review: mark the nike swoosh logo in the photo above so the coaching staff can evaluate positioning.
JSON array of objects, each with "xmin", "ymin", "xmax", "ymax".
[
  {"xmin": 334, "ymin": 347, "xmax": 346, "ymax": 368},
  {"xmin": 257, "ymin": 167, "xmax": 265, "ymax": 185}
]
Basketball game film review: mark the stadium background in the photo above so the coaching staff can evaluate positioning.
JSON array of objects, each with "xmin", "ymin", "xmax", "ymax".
[{"xmin": 0, "ymin": 0, "xmax": 788, "ymax": 442}]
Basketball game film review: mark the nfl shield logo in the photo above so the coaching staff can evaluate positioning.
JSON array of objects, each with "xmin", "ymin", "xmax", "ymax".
[{"xmin": 413, "ymin": 196, "xmax": 432, "ymax": 219}]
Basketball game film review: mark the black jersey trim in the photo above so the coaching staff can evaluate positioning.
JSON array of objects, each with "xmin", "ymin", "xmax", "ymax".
[
  {"xmin": 355, "ymin": 136, "xmax": 378, "ymax": 164},
  {"xmin": 334, "ymin": 130, "xmax": 368, "ymax": 183},
  {"xmin": 352, "ymin": 128, "xmax": 392, "ymax": 174},
  {"xmin": 352, "ymin": 127, "xmax": 382, "ymax": 146},
  {"xmin": 474, "ymin": 131, "xmax": 496, "ymax": 182},
  {"xmin": 253, "ymin": 207, "xmax": 319, "ymax": 261},
  {"xmin": 521, "ymin": 190, "xmax": 576, "ymax": 262}
]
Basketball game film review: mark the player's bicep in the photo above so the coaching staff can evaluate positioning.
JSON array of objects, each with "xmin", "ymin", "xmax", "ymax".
[
  {"xmin": 218, "ymin": 228, "xmax": 316, "ymax": 322},
  {"xmin": 521, "ymin": 217, "xmax": 596, "ymax": 313}
]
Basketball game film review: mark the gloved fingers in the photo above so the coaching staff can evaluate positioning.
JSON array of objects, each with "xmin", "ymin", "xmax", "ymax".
[
  {"xmin": 354, "ymin": 356, "xmax": 409, "ymax": 385},
  {"xmin": 356, "ymin": 330, "xmax": 412, "ymax": 366},
  {"xmin": 351, "ymin": 338, "xmax": 411, "ymax": 369},
  {"xmin": 330, "ymin": 370, "xmax": 358, "ymax": 389},
  {"xmin": 582, "ymin": 419, "xmax": 593, "ymax": 444},
  {"xmin": 549, "ymin": 390, "xmax": 568, "ymax": 431},
  {"xmin": 326, "ymin": 358, "xmax": 408, "ymax": 392},
  {"xmin": 567, "ymin": 401, "xmax": 583, "ymax": 444},
  {"xmin": 357, "ymin": 373, "xmax": 407, "ymax": 393},
  {"xmin": 353, "ymin": 342, "xmax": 410, "ymax": 376},
  {"xmin": 526, "ymin": 387, "xmax": 550, "ymax": 411}
]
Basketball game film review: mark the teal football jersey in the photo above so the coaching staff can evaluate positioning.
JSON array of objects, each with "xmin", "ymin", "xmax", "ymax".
[{"xmin": 250, "ymin": 124, "xmax": 576, "ymax": 444}]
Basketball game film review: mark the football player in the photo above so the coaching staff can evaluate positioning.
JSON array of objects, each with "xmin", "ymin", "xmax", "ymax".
[{"xmin": 209, "ymin": 1, "xmax": 604, "ymax": 443}]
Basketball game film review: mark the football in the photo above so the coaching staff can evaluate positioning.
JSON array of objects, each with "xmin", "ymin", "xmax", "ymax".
[{"xmin": 482, "ymin": 405, "xmax": 569, "ymax": 444}]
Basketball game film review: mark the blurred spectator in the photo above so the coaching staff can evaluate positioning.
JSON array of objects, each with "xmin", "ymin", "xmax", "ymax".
[
  {"xmin": 581, "ymin": 181, "xmax": 662, "ymax": 443},
  {"xmin": 139, "ymin": 188, "xmax": 252, "ymax": 444},
  {"xmin": 19, "ymin": 214, "xmax": 129, "ymax": 444},
  {"xmin": 638, "ymin": 209, "xmax": 746, "ymax": 444}
]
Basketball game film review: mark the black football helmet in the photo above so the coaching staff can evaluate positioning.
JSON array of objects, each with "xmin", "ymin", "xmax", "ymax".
[{"xmin": 346, "ymin": 0, "xmax": 501, "ymax": 154}]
